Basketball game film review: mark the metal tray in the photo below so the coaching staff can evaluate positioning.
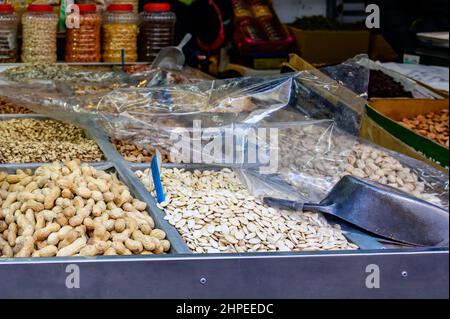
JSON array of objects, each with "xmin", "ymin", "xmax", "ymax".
[
  {"xmin": 0, "ymin": 170, "xmax": 447, "ymax": 298},
  {"xmin": 128, "ymin": 162, "xmax": 387, "ymax": 251}
]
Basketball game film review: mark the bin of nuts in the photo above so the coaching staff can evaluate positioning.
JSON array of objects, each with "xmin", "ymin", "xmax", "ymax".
[
  {"xmin": 0, "ymin": 118, "xmax": 104, "ymax": 163},
  {"xmin": 399, "ymin": 109, "xmax": 449, "ymax": 148},
  {"xmin": 0, "ymin": 160, "xmax": 171, "ymax": 257},
  {"xmin": 21, "ymin": 4, "xmax": 58, "ymax": 63},
  {"xmin": 136, "ymin": 167, "xmax": 358, "ymax": 253},
  {"xmin": 102, "ymin": 4, "xmax": 139, "ymax": 63},
  {"xmin": 112, "ymin": 139, "xmax": 170, "ymax": 163},
  {"xmin": 65, "ymin": 3, "xmax": 103, "ymax": 63},
  {"xmin": 0, "ymin": 96, "xmax": 33, "ymax": 114}
]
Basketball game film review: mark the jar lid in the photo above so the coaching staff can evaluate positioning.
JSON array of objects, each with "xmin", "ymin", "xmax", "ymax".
[
  {"xmin": 77, "ymin": 4, "xmax": 97, "ymax": 13},
  {"xmin": 0, "ymin": 4, "xmax": 14, "ymax": 13},
  {"xmin": 144, "ymin": 3, "xmax": 171, "ymax": 12},
  {"xmin": 107, "ymin": 4, "xmax": 133, "ymax": 12},
  {"xmin": 27, "ymin": 4, "xmax": 54, "ymax": 12}
]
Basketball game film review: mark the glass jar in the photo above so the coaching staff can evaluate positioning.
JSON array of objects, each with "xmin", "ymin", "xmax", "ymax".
[
  {"xmin": 102, "ymin": 4, "xmax": 139, "ymax": 63},
  {"xmin": 111, "ymin": 0, "xmax": 139, "ymax": 14},
  {"xmin": 0, "ymin": 4, "xmax": 19, "ymax": 63},
  {"xmin": 21, "ymin": 4, "xmax": 58, "ymax": 63},
  {"xmin": 139, "ymin": 3, "xmax": 176, "ymax": 63},
  {"xmin": 65, "ymin": 3, "xmax": 102, "ymax": 62}
]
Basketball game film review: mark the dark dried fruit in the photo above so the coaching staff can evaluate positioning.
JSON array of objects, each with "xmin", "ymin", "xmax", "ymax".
[{"xmin": 368, "ymin": 70, "xmax": 413, "ymax": 99}]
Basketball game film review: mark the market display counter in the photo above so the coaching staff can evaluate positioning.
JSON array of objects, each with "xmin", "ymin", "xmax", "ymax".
[
  {"xmin": 0, "ymin": 249, "xmax": 448, "ymax": 298},
  {"xmin": 0, "ymin": 62, "xmax": 448, "ymax": 299},
  {"xmin": 0, "ymin": 119, "xmax": 448, "ymax": 298}
]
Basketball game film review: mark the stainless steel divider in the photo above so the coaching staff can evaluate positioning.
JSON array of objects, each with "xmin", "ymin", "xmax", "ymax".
[{"xmin": 128, "ymin": 163, "xmax": 386, "ymax": 251}]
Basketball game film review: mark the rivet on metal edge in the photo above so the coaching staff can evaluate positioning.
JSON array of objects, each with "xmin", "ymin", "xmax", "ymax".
[
  {"xmin": 200, "ymin": 277, "xmax": 207, "ymax": 285},
  {"xmin": 401, "ymin": 271, "xmax": 408, "ymax": 278}
]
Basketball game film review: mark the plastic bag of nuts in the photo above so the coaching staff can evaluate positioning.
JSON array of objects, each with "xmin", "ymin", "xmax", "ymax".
[{"xmin": 248, "ymin": 121, "xmax": 448, "ymax": 208}]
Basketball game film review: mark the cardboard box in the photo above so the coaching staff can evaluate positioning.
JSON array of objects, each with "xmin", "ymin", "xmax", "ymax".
[
  {"xmin": 360, "ymin": 115, "xmax": 447, "ymax": 173},
  {"xmin": 363, "ymin": 99, "xmax": 449, "ymax": 170},
  {"xmin": 283, "ymin": 55, "xmax": 449, "ymax": 171},
  {"xmin": 288, "ymin": 26, "xmax": 370, "ymax": 65},
  {"xmin": 369, "ymin": 34, "xmax": 398, "ymax": 62}
]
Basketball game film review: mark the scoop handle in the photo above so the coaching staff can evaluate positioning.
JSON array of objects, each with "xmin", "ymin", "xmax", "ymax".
[
  {"xmin": 264, "ymin": 197, "xmax": 335, "ymax": 216},
  {"xmin": 303, "ymin": 203, "xmax": 335, "ymax": 215},
  {"xmin": 263, "ymin": 197, "xmax": 304, "ymax": 211},
  {"xmin": 177, "ymin": 33, "xmax": 192, "ymax": 50}
]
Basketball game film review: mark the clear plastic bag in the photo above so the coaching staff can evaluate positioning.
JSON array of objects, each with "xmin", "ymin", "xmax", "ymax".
[
  {"xmin": 91, "ymin": 75, "xmax": 296, "ymax": 167},
  {"xmin": 240, "ymin": 120, "xmax": 358, "ymax": 203},
  {"xmin": 290, "ymin": 67, "xmax": 366, "ymax": 135},
  {"xmin": 0, "ymin": 71, "xmax": 363, "ymax": 169},
  {"xmin": 321, "ymin": 54, "xmax": 443, "ymax": 100},
  {"xmin": 240, "ymin": 120, "xmax": 448, "ymax": 209},
  {"xmin": 0, "ymin": 64, "xmax": 214, "ymax": 96},
  {"xmin": 320, "ymin": 57, "xmax": 371, "ymax": 98},
  {"xmin": 123, "ymin": 65, "xmax": 214, "ymax": 87}
]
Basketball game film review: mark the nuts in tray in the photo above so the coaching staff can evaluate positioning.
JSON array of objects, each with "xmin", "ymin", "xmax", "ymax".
[
  {"xmin": 399, "ymin": 109, "xmax": 449, "ymax": 148},
  {"xmin": 0, "ymin": 119, "xmax": 104, "ymax": 163},
  {"xmin": 112, "ymin": 139, "xmax": 170, "ymax": 163},
  {"xmin": 0, "ymin": 160, "xmax": 170, "ymax": 257},
  {"xmin": 136, "ymin": 168, "xmax": 358, "ymax": 253},
  {"xmin": 0, "ymin": 96, "xmax": 33, "ymax": 114},
  {"xmin": 2, "ymin": 63, "xmax": 119, "ymax": 83}
]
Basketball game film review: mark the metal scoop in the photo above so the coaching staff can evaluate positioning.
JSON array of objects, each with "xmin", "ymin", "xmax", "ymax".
[
  {"xmin": 151, "ymin": 33, "xmax": 192, "ymax": 70},
  {"xmin": 264, "ymin": 175, "xmax": 449, "ymax": 247}
]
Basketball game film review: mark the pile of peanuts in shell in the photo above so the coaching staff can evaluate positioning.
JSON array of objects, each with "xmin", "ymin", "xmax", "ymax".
[
  {"xmin": 0, "ymin": 96, "xmax": 33, "ymax": 114},
  {"xmin": 399, "ymin": 109, "xmax": 449, "ymax": 148},
  {"xmin": 136, "ymin": 168, "xmax": 358, "ymax": 253},
  {"xmin": 112, "ymin": 139, "xmax": 170, "ymax": 163},
  {"xmin": 0, "ymin": 160, "xmax": 171, "ymax": 258},
  {"xmin": 0, "ymin": 119, "xmax": 104, "ymax": 164},
  {"xmin": 275, "ymin": 125, "xmax": 443, "ymax": 207}
]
